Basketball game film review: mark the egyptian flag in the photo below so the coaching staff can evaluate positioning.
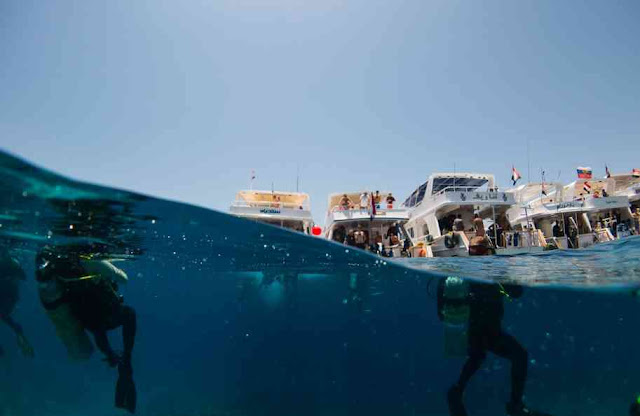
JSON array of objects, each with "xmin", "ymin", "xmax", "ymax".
[
  {"xmin": 605, "ymin": 165, "xmax": 611, "ymax": 178},
  {"xmin": 583, "ymin": 181, "xmax": 592, "ymax": 194},
  {"xmin": 633, "ymin": 168, "xmax": 640, "ymax": 178},
  {"xmin": 577, "ymin": 167, "xmax": 592, "ymax": 179},
  {"xmin": 541, "ymin": 171, "xmax": 547, "ymax": 196},
  {"xmin": 511, "ymin": 166, "xmax": 522, "ymax": 186}
]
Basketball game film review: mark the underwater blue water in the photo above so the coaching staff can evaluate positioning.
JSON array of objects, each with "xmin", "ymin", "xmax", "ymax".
[{"xmin": 1, "ymin": 150, "xmax": 640, "ymax": 416}]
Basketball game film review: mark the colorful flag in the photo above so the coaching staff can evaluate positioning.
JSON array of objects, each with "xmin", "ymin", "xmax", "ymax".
[
  {"xmin": 511, "ymin": 166, "xmax": 522, "ymax": 186},
  {"xmin": 577, "ymin": 167, "xmax": 592, "ymax": 179},
  {"xmin": 605, "ymin": 165, "xmax": 611, "ymax": 178},
  {"xmin": 583, "ymin": 181, "xmax": 592, "ymax": 194},
  {"xmin": 633, "ymin": 168, "xmax": 640, "ymax": 178}
]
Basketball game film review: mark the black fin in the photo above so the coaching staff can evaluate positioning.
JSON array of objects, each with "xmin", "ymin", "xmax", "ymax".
[
  {"xmin": 447, "ymin": 385, "xmax": 467, "ymax": 416},
  {"xmin": 115, "ymin": 364, "xmax": 137, "ymax": 413}
]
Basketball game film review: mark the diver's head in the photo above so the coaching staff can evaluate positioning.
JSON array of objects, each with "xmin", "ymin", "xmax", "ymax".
[
  {"xmin": 468, "ymin": 236, "xmax": 490, "ymax": 256},
  {"xmin": 469, "ymin": 244, "xmax": 489, "ymax": 256}
]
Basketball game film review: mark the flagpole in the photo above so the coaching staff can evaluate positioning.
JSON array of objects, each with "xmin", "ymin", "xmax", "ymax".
[{"xmin": 527, "ymin": 139, "xmax": 531, "ymax": 183}]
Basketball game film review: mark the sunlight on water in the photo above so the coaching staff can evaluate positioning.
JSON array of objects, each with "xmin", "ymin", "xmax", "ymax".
[{"xmin": 1, "ymin": 150, "xmax": 640, "ymax": 416}]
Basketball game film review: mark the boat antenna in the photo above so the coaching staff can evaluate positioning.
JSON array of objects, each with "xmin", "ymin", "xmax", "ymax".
[
  {"xmin": 527, "ymin": 139, "xmax": 531, "ymax": 183},
  {"xmin": 453, "ymin": 162, "xmax": 456, "ymax": 191},
  {"xmin": 250, "ymin": 170, "xmax": 256, "ymax": 190}
]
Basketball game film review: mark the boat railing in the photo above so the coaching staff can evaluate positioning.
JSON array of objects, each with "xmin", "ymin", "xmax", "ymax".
[
  {"xmin": 232, "ymin": 200, "xmax": 310, "ymax": 211},
  {"xmin": 431, "ymin": 186, "xmax": 499, "ymax": 198},
  {"xmin": 497, "ymin": 229, "xmax": 546, "ymax": 249},
  {"xmin": 329, "ymin": 204, "xmax": 402, "ymax": 213}
]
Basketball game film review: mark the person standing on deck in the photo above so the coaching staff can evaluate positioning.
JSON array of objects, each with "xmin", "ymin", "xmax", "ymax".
[{"xmin": 473, "ymin": 213, "xmax": 485, "ymax": 237}]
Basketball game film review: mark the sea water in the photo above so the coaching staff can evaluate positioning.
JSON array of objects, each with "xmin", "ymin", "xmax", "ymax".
[{"xmin": 1, "ymin": 149, "xmax": 639, "ymax": 416}]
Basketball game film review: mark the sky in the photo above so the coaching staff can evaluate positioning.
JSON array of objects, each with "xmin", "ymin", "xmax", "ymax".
[{"xmin": 1, "ymin": 0, "xmax": 639, "ymax": 224}]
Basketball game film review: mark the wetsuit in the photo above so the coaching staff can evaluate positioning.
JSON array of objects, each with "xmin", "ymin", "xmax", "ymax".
[
  {"xmin": 457, "ymin": 283, "xmax": 526, "ymax": 406},
  {"xmin": 36, "ymin": 253, "xmax": 136, "ymax": 366},
  {"xmin": 36, "ymin": 251, "xmax": 137, "ymax": 412},
  {"xmin": 441, "ymin": 281, "xmax": 530, "ymax": 415}
]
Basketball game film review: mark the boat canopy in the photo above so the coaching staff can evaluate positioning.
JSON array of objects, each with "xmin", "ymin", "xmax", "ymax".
[
  {"xmin": 235, "ymin": 190, "xmax": 310, "ymax": 209},
  {"xmin": 563, "ymin": 180, "xmax": 608, "ymax": 200},
  {"xmin": 508, "ymin": 182, "xmax": 563, "ymax": 204}
]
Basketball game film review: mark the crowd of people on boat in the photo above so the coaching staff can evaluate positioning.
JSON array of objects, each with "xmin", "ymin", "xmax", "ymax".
[{"xmin": 338, "ymin": 191, "xmax": 396, "ymax": 210}]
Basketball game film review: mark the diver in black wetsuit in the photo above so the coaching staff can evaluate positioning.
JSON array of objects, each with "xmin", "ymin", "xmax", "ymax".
[
  {"xmin": 36, "ymin": 247, "xmax": 137, "ymax": 413},
  {"xmin": 442, "ymin": 239, "xmax": 550, "ymax": 416},
  {"xmin": 0, "ymin": 248, "xmax": 35, "ymax": 358}
]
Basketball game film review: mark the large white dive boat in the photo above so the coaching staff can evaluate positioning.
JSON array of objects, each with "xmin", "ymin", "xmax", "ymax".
[
  {"xmin": 403, "ymin": 173, "xmax": 516, "ymax": 257},
  {"xmin": 608, "ymin": 173, "xmax": 640, "ymax": 211},
  {"xmin": 229, "ymin": 190, "xmax": 314, "ymax": 234},
  {"xmin": 507, "ymin": 179, "xmax": 633, "ymax": 249},
  {"xmin": 324, "ymin": 191, "xmax": 410, "ymax": 256}
]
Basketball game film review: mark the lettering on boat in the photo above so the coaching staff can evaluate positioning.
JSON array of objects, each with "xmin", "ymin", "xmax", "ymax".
[{"xmin": 260, "ymin": 208, "xmax": 281, "ymax": 214}]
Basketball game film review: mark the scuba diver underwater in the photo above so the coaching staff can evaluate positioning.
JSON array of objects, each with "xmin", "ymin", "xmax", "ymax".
[
  {"xmin": 437, "ymin": 238, "xmax": 551, "ymax": 416},
  {"xmin": 0, "ymin": 247, "xmax": 35, "ymax": 358},
  {"xmin": 36, "ymin": 246, "xmax": 138, "ymax": 413}
]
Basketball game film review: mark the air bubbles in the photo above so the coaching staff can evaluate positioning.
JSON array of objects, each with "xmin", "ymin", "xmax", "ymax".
[
  {"xmin": 69, "ymin": 224, "xmax": 74, "ymax": 230},
  {"xmin": 151, "ymin": 219, "xmax": 156, "ymax": 224}
]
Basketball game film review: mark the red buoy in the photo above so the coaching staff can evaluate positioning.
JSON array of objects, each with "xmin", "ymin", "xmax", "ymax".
[{"xmin": 311, "ymin": 226, "xmax": 322, "ymax": 236}]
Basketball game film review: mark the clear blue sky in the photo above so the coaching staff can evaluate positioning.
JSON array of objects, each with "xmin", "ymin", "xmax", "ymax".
[{"xmin": 1, "ymin": 0, "xmax": 639, "ymax": 224}]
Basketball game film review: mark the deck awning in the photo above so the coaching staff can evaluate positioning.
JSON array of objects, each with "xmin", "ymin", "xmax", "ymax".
[{"xmin": 236, "ymin": 190, "xmax": 309, "ymax": 206}]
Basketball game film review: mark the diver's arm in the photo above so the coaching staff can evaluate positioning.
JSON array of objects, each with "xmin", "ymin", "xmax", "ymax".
[
  {"xmin": 93, "ymin": 330, "xmax": 119, "ymax": 366},
  {"xmin": 81, "ymin": 260, "xmax": 128, "ymax": 284},
  {"xmin": 1, "ymin": 314, "xmax": 24, "ymax": 335}
]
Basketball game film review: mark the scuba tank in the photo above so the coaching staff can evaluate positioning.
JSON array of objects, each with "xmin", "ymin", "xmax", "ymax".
[
  {"xmin": 36, "ymin": 255, "xmax": 94, "ymax": 361},
  {"xmin": 439, "ymin": 276, "xmax": 470, "ymax": 357}
]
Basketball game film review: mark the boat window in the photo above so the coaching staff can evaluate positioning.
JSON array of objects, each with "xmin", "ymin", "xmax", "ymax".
[
  {"xmin": 416, "ymin": 183, "xmax": 427, "ymax": 204},
  {"xmin": 432, "ymin": 177, "xmax": 488, "ymax": 194}
]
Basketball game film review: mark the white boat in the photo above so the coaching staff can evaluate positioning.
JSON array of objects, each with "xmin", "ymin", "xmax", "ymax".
[
  {"xmin": 507, "ymin": 179, "xmax": 633, "ymax": 249},
  {"xmin": 607, "ymin": 173, "xmax": 640, "ymax": 209},
  {"xmin": 324, "ymin": 191, "xmax": 410, "ymax": 256},
  {"xmin": 229, "ymin": 190, "xmax": 314, "ymax": 233},
  {"xmin": 403, "ymin": 173, "xmax": 516, "ymax": 257}
]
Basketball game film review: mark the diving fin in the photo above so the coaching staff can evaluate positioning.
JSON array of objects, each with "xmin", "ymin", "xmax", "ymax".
[
  {"xmin": 115, "ymin": 362, "xmax": 137, "ymax": 413},
  {"xmin": 447, "ymin": 385, "xmax": 468, "ymax": 416}
]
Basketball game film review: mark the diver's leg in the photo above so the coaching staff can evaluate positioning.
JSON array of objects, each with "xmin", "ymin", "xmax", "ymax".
[
  {"xmin": 488, "ymin": 330, "xmax": 528, "ymax": 406},
  {"xmin": 115, "ymin": 305, "xmax": 137, "ymax": 413},
  {"xmin": 456, "ymin": 349, "xmax": 486, "ymax": 390},
  {"xmin": 120, "ymin": 305, "xmax": 136, "ymax": 363},
  {"xmin": 447, "ymin": 332, "xmax": 486, "ymax": 416}
]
